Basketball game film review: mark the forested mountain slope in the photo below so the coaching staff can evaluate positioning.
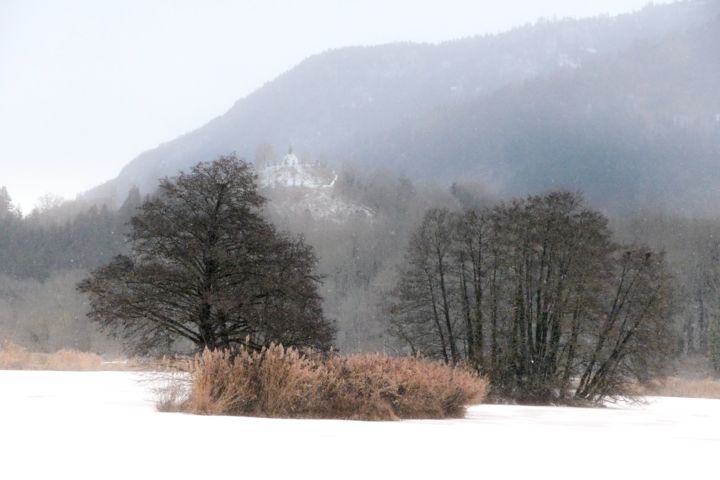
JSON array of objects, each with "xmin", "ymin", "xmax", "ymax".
[
  {"xmin": 86, "ymin": 1, "xmax": 715, "ymax": 206},
  {"xmin": 357, "ymin": 13, "xmax": 720, "ymax": 214}
]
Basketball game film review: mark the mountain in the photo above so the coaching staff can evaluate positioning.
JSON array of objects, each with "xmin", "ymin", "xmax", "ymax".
[
  {"xmin": 85, "ymin": 0, "xmax": 716, "ymax": 209},
  {"xmin": 353, "ymin": 9, "xmax": 720, "ymax": 214}
]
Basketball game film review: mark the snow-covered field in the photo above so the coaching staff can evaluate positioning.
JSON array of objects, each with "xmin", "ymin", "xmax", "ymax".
[{"xmin": 1, "ymin": 370, "xmax": 718, "ymax": 480}]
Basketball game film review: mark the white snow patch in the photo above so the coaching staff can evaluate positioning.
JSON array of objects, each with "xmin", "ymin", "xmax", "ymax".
[
  {"xmin": 1, "ymin": 370, "xmax": 718, "ymax": 479},
  {"xmin": 258, "ymin": 152, "xmax": 373, "ymax": 223},
  {"xmin": 280, "ymin": 188, "xmax": 374, "ymax": 224},
  {"xmin": 259, "ymin": 152, "xmax": 336, "ymax": 189}
]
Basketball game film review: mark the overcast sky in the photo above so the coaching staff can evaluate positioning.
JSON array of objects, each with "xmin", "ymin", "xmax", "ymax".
[{"xmin": 1, "ymin": 0, "xmax": 675, "ymax": 213}]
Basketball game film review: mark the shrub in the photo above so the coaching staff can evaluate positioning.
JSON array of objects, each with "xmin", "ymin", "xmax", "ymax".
[{"xmin": 181, "ymin": 344, "xmax": 487, "ymax": 420}]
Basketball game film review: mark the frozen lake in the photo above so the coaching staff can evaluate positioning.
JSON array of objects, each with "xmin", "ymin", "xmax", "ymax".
[{"xmin": 0, "ymin": 370, "xmax": 717, "ymax": 479}]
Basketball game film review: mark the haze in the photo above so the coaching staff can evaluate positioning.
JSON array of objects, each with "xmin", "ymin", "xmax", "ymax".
[{"xmin": 1, "ymin": 0, "xmax": 674, "ymax": 213}]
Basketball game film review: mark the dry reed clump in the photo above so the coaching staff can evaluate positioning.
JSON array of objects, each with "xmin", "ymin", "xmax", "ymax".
[
  {"xmin": 0, "ymin": 341, "xmax": 32, "ymax": 370},
  {"xmin": 0, "ymin": 341, "xmax": 103, "ymax": 371},
  {"xmin": 636, "ymin": 376, "xmax": 720, "ymax": 399},
  {"xmin": 185, "ymin": 344, "xmax": 487, "ymax": 420},
  {"xmin": 187, "ymin": 345, "xmax": 317, "ymax": 416}
]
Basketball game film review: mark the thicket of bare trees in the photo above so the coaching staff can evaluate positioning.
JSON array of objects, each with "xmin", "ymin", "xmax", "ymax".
[
  {"xmin": 390, "ymin": 191, "xmax": 675, "ymax": 402},
  {"xmin": 613, "ymin": 215, "xmax": 720, "ymax": 375},
  {"xmin": 674, "ymin": 230, "xmax": 720, "ymax": 374},
  {"xmin": 0, "ymin": 270, "xmax": 119, "ymax": 353}
]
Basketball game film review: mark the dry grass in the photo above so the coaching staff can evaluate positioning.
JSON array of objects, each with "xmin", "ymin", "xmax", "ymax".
[
  {"xmin": 177, "ymin": 344, "xmax": 488, "ymax": 420},
  {"xmin": 126, "ymin": 355, "xmax": 194, "ymax": 373},
  {"xmin": 311, "ymin": 354, "xmax": 487, "ymax": 419},
  {"xmin": 0, "ymin": 341, "xmax": 103, "ymax": 371},
  {"xmin": 635, "ymin": 376, "xmax": 720, "ymax": 399},
  {"xmin": 0, "ymin": 340, "xmax": 197, "ymax": 372}
]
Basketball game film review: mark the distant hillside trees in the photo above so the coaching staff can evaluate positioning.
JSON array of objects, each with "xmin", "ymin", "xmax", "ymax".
[
  {"xmin": 683, "ymin": 231, "xmax": 720, "ymax": 374},
  {"xmin": 0, "ymin": 187, "xmax": 22, "ymax": 277},
  {"xmin": 0, "ymin": 270, "xmax": 118, "ymax": 353},
  {"xmin": 613, "ymin": 215, "xmax": 720, "ymax": 375},
  {"xmin": 0, "ymin": 187, "xmax": 141, "ymax": 280},
  {"xmin": 390, "ymin": 192, "xmax": 675, "ymax": 402},
  {"xmin": 0, "ymin": 186, "xmax": 131, "ymax": 353},
  {"xmin": 0, "ymin": 187, "xmax": 16, "ymax": 218},
  {"xmin": 78, "ymin": 155, "xmax": 334, "ymax": 354}
]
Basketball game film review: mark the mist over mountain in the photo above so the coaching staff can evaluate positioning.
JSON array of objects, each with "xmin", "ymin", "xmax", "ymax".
[
  {"xmin": 86, "ymin": 0, "xmax": 718, "ymax": 214},
  {"xmin": 357, "ymin": 10, "xmax": 720, "ymax": 214}
]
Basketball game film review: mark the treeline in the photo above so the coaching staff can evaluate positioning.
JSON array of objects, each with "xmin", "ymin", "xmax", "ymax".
[
  {"xmin": 613, "ymin": 215, "xmax": 720, "ymax": 373},
  {"xmin": 4, "ymin": 172, "xmax": 720, "ymax": 381},
  {"xmin": 0, "ymin": 187, "xmax": 140, "ymax": 353},
  {"xmin": 281, "ymin": 168, "xmax": 471, "ymax": 353},
  {"xmin": 0, "ymin": 187, "xmax": 141, "ymax": 279},
  {"xmin": 389, "ymin": 192, "xmax": 674, "ymax": 402}
]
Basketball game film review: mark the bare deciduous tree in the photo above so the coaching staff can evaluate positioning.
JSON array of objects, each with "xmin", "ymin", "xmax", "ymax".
[
  {"xmin": 390, "ymin": 191, "xmax": 675, "ymax": 403},
  {"xmin": 78, "ymin": 155, "xmax": 335, "ymax": 354}
]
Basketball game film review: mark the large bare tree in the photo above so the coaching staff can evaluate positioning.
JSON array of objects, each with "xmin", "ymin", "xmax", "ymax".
[{"xmin": 78, "ymin": 155, "xmax": 334, "ymax": 354}]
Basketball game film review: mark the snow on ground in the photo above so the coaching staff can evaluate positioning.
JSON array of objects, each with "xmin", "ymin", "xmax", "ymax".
[{"xmin": 1, "ymin": 370, "xmax": 718, "ymax": 480}]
